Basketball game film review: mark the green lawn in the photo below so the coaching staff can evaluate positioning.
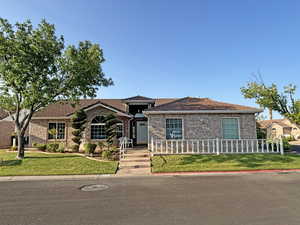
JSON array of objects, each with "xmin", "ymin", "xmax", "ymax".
[
  {"xmin": 152, "ymin": 154, "xmax": 300, "ymax": 173},
  {"xmin": 0, "ymin": 151, "xmax": 118, "ymax": 176}
]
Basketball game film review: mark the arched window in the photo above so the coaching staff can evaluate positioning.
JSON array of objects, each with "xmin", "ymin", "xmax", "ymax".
[{"xmin": 91, "ymin": 116, "xmax": 106, "ymax": 139}]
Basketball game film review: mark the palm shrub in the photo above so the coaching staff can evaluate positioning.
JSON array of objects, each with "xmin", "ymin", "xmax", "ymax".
[
  {"xmin": 83, "ymin": 143, "xmax": 97, "ymax": 155},
  {"xmin": 71, "ymin": 109, "xmax": 87, "ymax": 152}
]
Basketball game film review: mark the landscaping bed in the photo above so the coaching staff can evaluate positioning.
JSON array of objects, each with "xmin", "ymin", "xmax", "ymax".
[
  {"xmin": 0, "ymin": 151, "xmax": 118, "ymax": 176},
  {"xmin": 151, "ymin": 154, "xmax": 300, "ymax": 173}
]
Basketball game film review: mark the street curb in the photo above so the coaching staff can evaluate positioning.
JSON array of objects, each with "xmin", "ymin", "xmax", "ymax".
[
  {"xmin": 152, "ymin": 169, "xmax": 300, "ymax": 176},
  {"xmin": 0, "ymin": 174, "xmax": 113, "ymax": 182},
  {"xmin": 1, "ymin": 169, "xmax": 300, "ymax": 182}
]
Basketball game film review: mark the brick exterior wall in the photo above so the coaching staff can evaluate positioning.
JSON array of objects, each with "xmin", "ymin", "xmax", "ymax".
[
  {"xmin": 147, "ymin": 113, "xmax": 257, "ymax": 142},
  {"xmin": 29, "ymin": 105, "xmax": 130, "ymax": 150}
]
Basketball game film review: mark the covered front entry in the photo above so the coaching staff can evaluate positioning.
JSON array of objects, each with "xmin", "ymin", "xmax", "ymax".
[
  {"xmin": 136, "ymin": 121, "xmax": 148, "ymax": 144},
  {"xmin": 130, "ymin": 118, "xmax": 148, "ymax": 146}
]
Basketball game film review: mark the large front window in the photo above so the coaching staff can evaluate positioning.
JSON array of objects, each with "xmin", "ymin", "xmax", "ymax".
[
  {"xmin": 222, "ymin": 118, "xmax": 239, "ymax": 139},
  {"xmin": 48, "ymin": 122, "xmax": 65, "ymax": 140},
  {"xmin": 91, "ymin": 116, "xmax": 106, "ymax": 139},
  {"xmin": 166, "ymin": 118, "xmax": 183, "ymax": 139}
]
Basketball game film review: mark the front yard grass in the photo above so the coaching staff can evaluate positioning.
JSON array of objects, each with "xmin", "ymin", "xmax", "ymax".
[
  {"xmin": 0, "ymin": 151, "xmax": 118, "ymax": 176},
  {"xmin": 152, "ymin": 154, "xmax": 300, "ymax": 173}
]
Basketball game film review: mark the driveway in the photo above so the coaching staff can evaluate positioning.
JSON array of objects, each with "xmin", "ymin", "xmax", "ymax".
[{"xmin": 1, "ymin": 174, "xmax": 300, "ymax": 225}]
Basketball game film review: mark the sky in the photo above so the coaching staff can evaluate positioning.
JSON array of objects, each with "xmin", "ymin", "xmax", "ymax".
[{"xmin": 1, "ymin": 0, "xmax": 300, "ymax": 118}]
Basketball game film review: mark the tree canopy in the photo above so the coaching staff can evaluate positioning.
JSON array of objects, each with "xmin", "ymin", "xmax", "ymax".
[
  {"xmin": 241, "ymin": 79, "xmax": 300, "ymax": 125},
  {"xmin": 0, "ymin": 18, "xmax": 113, "ymax": 158}
]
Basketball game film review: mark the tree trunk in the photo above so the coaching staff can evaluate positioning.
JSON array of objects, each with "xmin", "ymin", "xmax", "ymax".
[
  {"xmin": 268, "ymin": 107, "xmax": 273, "ymax": 120},
  {"xmin": 16, "ymin": 133, "xmax": 25, "ymax": 159}
]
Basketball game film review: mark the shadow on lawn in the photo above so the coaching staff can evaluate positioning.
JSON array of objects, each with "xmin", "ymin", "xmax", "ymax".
[
  {"xmin": 0, "ymin": 159, "xmax": 22, "ymax": 166},
  {"xmin": 25, "ymin": 155, "xmax": 79, "ymax": 159},
  {"xmin": 180, "ymin": 154, "xmax": 297, "ymax": 168}
]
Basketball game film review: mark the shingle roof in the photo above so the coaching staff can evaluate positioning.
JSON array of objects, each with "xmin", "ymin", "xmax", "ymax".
[
  {"xmin": 144, "ymin": 97, "xmax": 261, "ymax": 112},
  {"xmin": 257, "ymin": 119, "xmax": 291, "ymax": 129},
  {"xmin": 33, "ymin": 98, "xmax": 177, "ymax": 118}
]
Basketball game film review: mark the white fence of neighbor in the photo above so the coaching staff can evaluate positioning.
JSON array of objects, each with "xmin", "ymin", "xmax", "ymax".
[{"xmin": 150, "ymin": 138, "xmax": 284, "ymax": 155}]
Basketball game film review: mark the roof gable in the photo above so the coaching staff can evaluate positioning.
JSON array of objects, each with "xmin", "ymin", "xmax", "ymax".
[{"xmin": 123, "ymin": 95, "xmax": 153, "ymax": 101}]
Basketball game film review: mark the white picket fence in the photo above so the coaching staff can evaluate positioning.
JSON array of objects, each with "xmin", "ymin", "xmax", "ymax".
[{"xmin": 150, "ymin": 138, "xmax": 284, "ymax": 155}]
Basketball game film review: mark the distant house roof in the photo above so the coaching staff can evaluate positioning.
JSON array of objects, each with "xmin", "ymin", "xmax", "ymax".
[
  {"xmin": 32, "ymin": 98, "xmax": 177, "ymax": 118},
  {"xmin": 144, "ymin": 97, "xmax": 262, "ymax": 114},
  {"xmin": 0, "ymin": 108, "xmax": 8, "ymax": 120},
  {"xmin": 257, "ymin": 119, "xmax": 292, "ymax": 129}
]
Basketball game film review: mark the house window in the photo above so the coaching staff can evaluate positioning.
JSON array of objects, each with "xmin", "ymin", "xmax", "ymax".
[
  {"xmin": 48, "ymin": 123, "xmax": 65, "ymax": 140},
  {"xmin": 91, "ymin": 116, "xmax": 106, "ymax": 140},
  {"xmin": 166, "ymin": 119, "xmax": 183, "ymax": 139},
  {"xmin": 116, "ymin": 123, "xmax": 123, "ymax": 138},
  {"xmin": 222, "ymin": 118, "xmax": 239, "ymax": 139}
]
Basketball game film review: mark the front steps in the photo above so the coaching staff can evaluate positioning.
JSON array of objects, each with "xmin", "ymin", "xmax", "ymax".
[{"xmin": 117, "ymin": 148, "xmax": 151, "ymax": 176}]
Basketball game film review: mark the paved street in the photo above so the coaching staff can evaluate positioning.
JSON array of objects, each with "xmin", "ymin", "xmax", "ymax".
[{"xmin": 1, "ymin": 174, "xmax": 300, "ymax": 225}]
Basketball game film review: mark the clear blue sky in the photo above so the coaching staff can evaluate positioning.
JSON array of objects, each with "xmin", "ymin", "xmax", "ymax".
[{"xmin": 1, "ymin": 0, "xmax": 300, "ymax": 118}]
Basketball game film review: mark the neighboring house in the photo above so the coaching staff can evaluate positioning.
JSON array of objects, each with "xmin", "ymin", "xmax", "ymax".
[
  {"xmin": 0, "ymin": 96, "xmax": 262, "ymax": 149},
  {"xmin": 0, "ymin": 109, "xmax": 13, "ymax": 148},
  {"xmin": 257, "ymin": 118, "xmax": 300, "ymax": 140},
  {"xmin": 0, "ymin": 109, "xmax": 30, "ymax": 148}
]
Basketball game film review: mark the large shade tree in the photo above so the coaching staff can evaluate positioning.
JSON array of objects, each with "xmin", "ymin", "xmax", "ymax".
[
  {"xmin": 241, "ymin": 76, "xmax": 300, "ymax": 125},
  {"xmin": 0, "ymin": 18, "xmax": 113, "ymax": 159}
]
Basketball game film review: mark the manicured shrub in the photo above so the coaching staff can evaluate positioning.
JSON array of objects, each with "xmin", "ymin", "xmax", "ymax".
[
  {"xmin": 36, "ymin": 144, "xmax": 47, "ymax": 151},
  {"xmin": 282, "ymin": 137, "xmax": 291, "ymax": 150},
  {"xmin": 46, "ymin": 143, "xmax": 59, "ymax": 152},
  {"xmin": 83, "ymin": 143, "xmax": 97, "ymax": 155},
  {"xmin": 286, "ymin": 136, "xmax": 296, "ymax": 142},
  {"xmin": 10, "ymin": 146, "xmax": 17, "ymax": 151},
  {"xmin": 71, "ymin": 109, "xmax": 87, "ymax": 152},
  {"xmin": 102, "ymin": 150, "xmax": 112, "ymax": 160},
  {"xmin": 58, "ymin": 143, "xmax": 65, "ymax": 153},
  {"xmin": 98, "ymin": 141, "xmax": 106, "ymax": 153},
  {"xmin": 32, "ymin": 142, "xmax": 38, "ymax": 147},
  {"xmin": 71, "ymin": 144, "xmax": 80, "ymax": 152}
]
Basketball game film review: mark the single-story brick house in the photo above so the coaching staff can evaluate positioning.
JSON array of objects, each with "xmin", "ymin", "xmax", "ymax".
[
  {"xmin": 257, "ymin": 118, "xmax": 300, "ymax": 140},
  {"xmin": 0, "ymin": 96, "xmax": 262, "ymax": 149}
]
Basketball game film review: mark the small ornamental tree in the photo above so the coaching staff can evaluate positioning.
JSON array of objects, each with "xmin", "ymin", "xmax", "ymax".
[
  {"xmin": 0, "ymin": 18, "xmax": 113, "ymax": 159},
  {"xmin": 104, "ymin": 114, "xmax": 119, "ymax": 150},
  {"xmin": 71, "ymin": 109, "xmax": 87, "ymax": 152}
]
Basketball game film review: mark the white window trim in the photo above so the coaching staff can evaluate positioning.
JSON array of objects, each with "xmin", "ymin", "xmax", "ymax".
[
  {"xmin": 116, "ymin": 122, "xmax": 124, "ymax": 138},
  {"xmin": 90, "ymin": 122, "xmax": 106, "ymax": 140},
  {"xmin": 221, "ymin": 117, "xmax": 240, "ymax": 139},
  {"xmin": 165, "ymin": 117, "xmax": 184, "ymax": 140},
  {"xmin": 48, "ymin": 122, "xmax": 66, "ymax": 140}
]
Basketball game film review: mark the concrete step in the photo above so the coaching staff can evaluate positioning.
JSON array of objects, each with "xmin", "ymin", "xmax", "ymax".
[
  {"xmin": 120, "ymin": 157, "xmax": 150, "ymax": 162},
  {"xmin": 124, "ymin": 152, "xmax": 149, "ymax": 157},
  {"xmin": 116, "ymin": 167, "xmax": 151, "ymax": 176},
  {"xmin": 119, "ymin": 161, "xmax": 151, "ymax": 168}
]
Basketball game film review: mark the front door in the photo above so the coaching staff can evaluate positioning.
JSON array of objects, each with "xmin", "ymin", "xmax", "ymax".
[{"xmin": 136, "ymin": 121, "xmax": 148, "ymax": 144}]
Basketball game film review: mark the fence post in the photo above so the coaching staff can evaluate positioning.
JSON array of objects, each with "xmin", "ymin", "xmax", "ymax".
[
  {"xmin": 216, "ymin": 138, "xmax": 220, "ymax": 155},
  {"xmin": 280, "ymin": 139, "xmax": 284, "ymax": 155},
  {"xmin": 151, "ymin": 137, "xmax": 154, "ymax": 152}
]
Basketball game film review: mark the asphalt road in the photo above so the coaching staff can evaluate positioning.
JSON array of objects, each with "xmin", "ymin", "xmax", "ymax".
[{"xmin": 1, "ymin": 174, "xmax": 300, "ymax": 225}]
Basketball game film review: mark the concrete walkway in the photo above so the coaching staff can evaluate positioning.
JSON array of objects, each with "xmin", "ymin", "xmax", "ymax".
[{"xmin": 117, "ymin": 148, "xmax": 151, "ymax": 176}]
